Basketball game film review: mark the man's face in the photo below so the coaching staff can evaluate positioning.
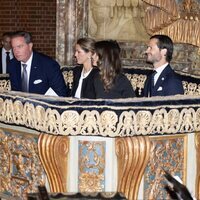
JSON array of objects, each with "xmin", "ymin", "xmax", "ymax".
[
  {"xmin": 11, "ymin": 36, "xmax": 33, "ymax": 63},
  {"xmin": 2, "ymin": 36, "xmax": 11, "ymax": 51},
  {"xmin": 145, "ymin": 38, "xmax": 163, "ymax": 67}
]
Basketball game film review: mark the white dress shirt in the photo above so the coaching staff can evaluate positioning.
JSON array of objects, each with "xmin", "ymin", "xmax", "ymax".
[
  {"xmin": 153, "ymin": 63, "xmax": 168, "ymax": 85},
  {"xmin": 2, "ymin": 48, "xmax": 13, "ymax": 73},
  {"xmin": 74, "ymin": 68, "xmax": 92, "ymax": 98}
]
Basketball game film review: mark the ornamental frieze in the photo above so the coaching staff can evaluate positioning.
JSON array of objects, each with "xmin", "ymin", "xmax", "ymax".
[{"xmin": 0, "ymin": 92, "xmax": 200, "ymax": 136}]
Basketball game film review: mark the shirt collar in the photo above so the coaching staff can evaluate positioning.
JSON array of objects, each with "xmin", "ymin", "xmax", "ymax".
[
  {"xmin": 2, "ymin": 47, "xmax": 12, "ymax": 54},
  {"xmin": 154, "ymin": 63, "xmax": 168, "ymax": 74},
  {"xmin": 21, "ymin": 53, "xmax": 33, "ymax": 66}
]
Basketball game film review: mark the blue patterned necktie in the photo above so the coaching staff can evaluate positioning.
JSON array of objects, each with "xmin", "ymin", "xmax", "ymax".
[{"xmin": 21, "ymin": 64, "xmax": 28, "ymax": 92}]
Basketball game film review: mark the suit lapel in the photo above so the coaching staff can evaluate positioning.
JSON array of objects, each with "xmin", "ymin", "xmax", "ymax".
[
  {"xmin": 15, "ymin": 61, "xmax": 22, "ymax": 90},
  {"xmin": 153, "ymin": 65, "xmax": 172, "ymax": 92}
]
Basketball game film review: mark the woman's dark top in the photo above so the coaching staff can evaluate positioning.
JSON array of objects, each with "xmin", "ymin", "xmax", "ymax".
[
  {"xmin": 94, "ymin": 73, "xmax": 135, "ymax": 99},
  {"xmin": 71, "ymin": 65, "xmax": 99, "ymax": 99}
]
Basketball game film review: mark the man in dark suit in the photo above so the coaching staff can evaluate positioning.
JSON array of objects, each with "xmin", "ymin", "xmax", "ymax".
[
  {"xmin": 143, "ymin": 35, "xmax": 184, "ymax": 97},
  {"xmin": 0, "ymin": 32, "xmax": 14, "ymax": 74},
  {"xmin": 8, "ymin": 31, "xmax": 69, "ymax": 97}
]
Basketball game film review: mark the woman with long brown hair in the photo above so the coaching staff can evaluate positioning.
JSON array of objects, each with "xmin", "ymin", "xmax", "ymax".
[{"xmin": 93, "ymin": 40, "xmax": 135, "ymax": 98}]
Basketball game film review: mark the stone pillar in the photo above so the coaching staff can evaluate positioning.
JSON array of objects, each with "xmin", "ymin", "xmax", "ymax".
[{"xmin": 56, "ymin": 0, "xmax": 88, "ymax": 66}]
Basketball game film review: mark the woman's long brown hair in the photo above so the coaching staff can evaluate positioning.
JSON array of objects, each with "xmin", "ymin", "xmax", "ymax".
[{"xmin": 95, "ymin": 40, "xmax": 121, "ymax": 91}]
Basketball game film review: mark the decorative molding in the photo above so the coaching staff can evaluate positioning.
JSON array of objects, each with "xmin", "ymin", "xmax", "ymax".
[
  {"xmin": 115, "ymin": 136, "xmax": 151, "ymax": 199},
  {"xmin": 38, "ymin": 133, "xmax": 69, "ymax": 192},
  {"xmin": 1, "ymin": 93, "xmax": 200, "ymax": 137}
]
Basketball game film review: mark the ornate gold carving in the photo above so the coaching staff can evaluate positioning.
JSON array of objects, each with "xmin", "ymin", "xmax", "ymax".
[
  {"xmin": 45, "ymin": 108, "xmax": 61, "ymax": 133},
  {"xmin": 78, "ymin": 141, "xmax": 105, "ymax": 192},
  {"xmin": 126, "ymin": 73, "xmax": 147, "ymax": 96},
  {"xmin": 35, "ymin": 105, "xmax": 46, "ymax": 131},
  {"xmin": 183, "ymin": 81, "xmax": 200, "ymax": 95},
  {"xmin": 144, "ymin": 135, "xmax": 186, "ymax": 199},
  {"xmin": 115, "ymin": 136, "xmax": 151, "ymax": 200},
  {"xmin": 0, "ymin": 129, "xmax": 45, "ymax": 199},
  {"xmin": 62, "ymin": 70, "xmax": 200, "ymax": 96},
  {"xmin": 61, "ymin": 110, "xmax": 80, "ymax": 135},
  {"xmin": 195, "ymin": 132, "xmax": 200, "ymax": 199},
  {"xmin": 180, "ymin": 0, "xmax": 200, "ymax": 20},
  {"xmin": 38, "ymin": 133, "xmax": 69, "ymax": 192},
  {"xmin": 62, "ymin": 70, "xmax": 74, "ymax": 89},
  {"xmin": 143, "ymin": 0, "xmax": 200, "ymax": 51},
  {"xmin": 79, "ymin": 110, "xmax": 101, "ymax": 135},
  {"xmin": 101, "ymin": 111, "xmax": 118, "ymax": 136},
  {"xmin": 62, "ymin": 70, "xmax": 148, "ymax": 96},
  {"xmin": 0, "ymin": 80, "xmax": 10, "ymax": 92}
]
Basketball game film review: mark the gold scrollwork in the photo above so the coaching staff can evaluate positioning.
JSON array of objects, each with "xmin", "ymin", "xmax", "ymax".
[
  {"xmin": 116, "ymin": 136, "xmax": 151, "ymax": 199},
  {"xmin": 38, "ymin": 133, "xmax": 69, "ymax": 192},
  {"xmin": 183, "ymin": 81, "xmax": 200, "ymax": 95},
  {"xmin": 126, "ymin": 73, "xmax": 147, "ymax": 96},
  {"xmin": 62, "ymin": 70, "xmax": 73, "ymax": 89},
  {"xmin": 0, "ymin": 80, "xmax": 10, "ymax": 92},
  {"xmin": 144, "ymin": 135, "xmax": 186, "ymax": 199},
  {"xmin": 79, "ymin": 141, "xmax": 105, "ymax": 192},
  {"xmin": 0, "ymin": 129, "xmax": 45, "ymax": 199}
]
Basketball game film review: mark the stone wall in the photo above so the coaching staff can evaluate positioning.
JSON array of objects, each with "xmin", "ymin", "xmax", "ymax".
[
  {"xmin": 56, "ymin": 0, "xmax": 200, "ymax": 76},
  {"xmin": 0, "ymin": 0, "xmax": 57, "ymax": 59},
  {"xmin": 119, "ymin": 42, "xmax": 200, "ymax": 75}
]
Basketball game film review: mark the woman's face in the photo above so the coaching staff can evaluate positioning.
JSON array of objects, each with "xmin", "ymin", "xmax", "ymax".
[{"xmin": 74, "ymin": 44, "xmax": 92, "ymax": 65}]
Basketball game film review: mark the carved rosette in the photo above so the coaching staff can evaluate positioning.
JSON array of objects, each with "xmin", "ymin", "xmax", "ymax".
[
  {"xmin": 38, "ymin": 133, "xmax": 69, "ymax": 192},
  {"xmin": 115, "ymin": 136, "xmax": 151, "ymax": 200}
]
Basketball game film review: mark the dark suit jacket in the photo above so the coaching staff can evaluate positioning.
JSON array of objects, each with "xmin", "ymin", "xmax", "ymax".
[
  {"xmin": 94, "ymin": 73, "xmax": 135, "ymax": 99},
  {"xmin": 0, "ymin": 48, "xmax": 3, "ymax": 74},
  {"xmin": 7, "ymin": 51, "xmax": 69, "ymax": 97},
  {"xmin": 143, "ymin": 65, "xmax": 184, "ymax": 97},
  {"xmin": 71, "ymin": 65, "xmax": 99, "ymax": 99}
]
